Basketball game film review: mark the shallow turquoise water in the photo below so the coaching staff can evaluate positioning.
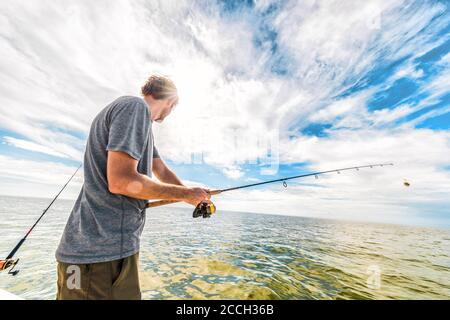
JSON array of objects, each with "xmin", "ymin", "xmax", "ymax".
[{"xmin": 0, "ymin": 195, "xmax": 449, "ymax": 299}]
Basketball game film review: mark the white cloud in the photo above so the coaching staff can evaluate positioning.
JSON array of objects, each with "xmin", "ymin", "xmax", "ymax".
[
  {"xmin": 0, "ymin": 0, "xmax": 449, "ymax": 225},
  {"xmin": 389, "ymin": 53, "xmax": 450, "ymax": 128},
  {"xmin": 3, "ymin": 136, "xmax": 71, "ymax": 158},
  {"xmin": 1, "ymin": 0, "xmax": 447, "ymax": 167},
  {"xmin": 390, "ymin": 63, "xmax": 424, "ymax": 82},
  {"xmin": 0, "ymin": 155, "xmax": 83, "ymax": 199},
  {"xmin": 308, "ymin": 92, "xmax": 371, "ymax": 124},
  {"xmin": 370, "ymin": 104, "xmax": 415, "ymax": 126}
]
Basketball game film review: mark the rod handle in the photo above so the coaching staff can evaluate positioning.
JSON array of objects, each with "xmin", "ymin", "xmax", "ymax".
[
  {"xmin": 145, "ymin": 190, "xmax": 221, "ymax": 208},
  {"xmin": 146, "ymin": 199, "xmax": 179, "ymax": 208}
]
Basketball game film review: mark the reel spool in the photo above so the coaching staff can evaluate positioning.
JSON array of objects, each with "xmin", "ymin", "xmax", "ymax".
[{"xmin": 193, "ymin": 202, "xmax": 216, "ymax": 218}]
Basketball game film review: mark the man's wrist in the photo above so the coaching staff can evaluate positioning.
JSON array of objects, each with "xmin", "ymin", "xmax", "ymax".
[{"xmin": 170, "ymin": 184, "xmax": 191, "ymax": 201}]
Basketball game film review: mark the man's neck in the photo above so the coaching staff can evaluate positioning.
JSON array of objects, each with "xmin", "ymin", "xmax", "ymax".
[{"xmin": 142, "ymin": 96, "xmax": 154, "ymax": 120}]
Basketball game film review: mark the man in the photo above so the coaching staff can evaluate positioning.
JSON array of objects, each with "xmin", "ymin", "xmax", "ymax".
[{"xmin": 55, "ymin": 75, "xmax": 210, "ymax": 300}]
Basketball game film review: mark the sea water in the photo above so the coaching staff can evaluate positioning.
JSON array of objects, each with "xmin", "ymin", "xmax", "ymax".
[{"xmin": 0, "ymin": 195, "xmax": 449, "ymax": 300}]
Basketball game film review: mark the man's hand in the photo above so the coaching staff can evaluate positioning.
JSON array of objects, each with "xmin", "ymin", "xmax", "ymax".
[{"xmin": 183, "ymin": 187, "xmax": 211, "ymax": 207}]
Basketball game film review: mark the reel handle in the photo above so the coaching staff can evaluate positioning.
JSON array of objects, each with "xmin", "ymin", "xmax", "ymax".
[{"xmin": 0, "ymin": 258, "xmax": 20, "ymax": 276}]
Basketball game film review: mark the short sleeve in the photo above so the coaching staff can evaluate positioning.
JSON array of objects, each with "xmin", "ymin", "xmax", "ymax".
[
  {"xmin": 153, "ymin": 144, "xmax": 160, "ymax": 158},
  {"xmin": 106, "ymin": 101, "xmax": 150, "ymax": 161}
]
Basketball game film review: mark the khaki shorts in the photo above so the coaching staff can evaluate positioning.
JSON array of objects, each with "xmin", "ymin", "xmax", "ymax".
[{"xmin": 56, "ymin": 252, "xmax": 141, "ymax": 300}]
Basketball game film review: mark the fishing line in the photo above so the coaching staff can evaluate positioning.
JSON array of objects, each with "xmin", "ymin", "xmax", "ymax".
[{"xmin": 146, "ymin": 163, "xmax": 394, "ymax": 218}]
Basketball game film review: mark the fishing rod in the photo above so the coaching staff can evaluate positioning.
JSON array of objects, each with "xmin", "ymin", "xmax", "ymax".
[
  {"xmin": 0, "ymin": 165, "xmax": 81, "ymax": 276},
  {"xmin": 146, "ymin": 163, "xmax": 394, "ymax": 218}
]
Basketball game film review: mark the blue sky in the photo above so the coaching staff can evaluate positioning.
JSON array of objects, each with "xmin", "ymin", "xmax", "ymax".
[{"xmin": 0, "ymin": 0, "xmax": 449, "ymax": 227}]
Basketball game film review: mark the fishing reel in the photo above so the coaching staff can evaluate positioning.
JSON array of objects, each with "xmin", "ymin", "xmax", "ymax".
[
  {"xmin": 0, "ymin": 258, "xmax": 20, "ymax": 276},
  {"xmin": 193, "ymin": 202, "xmax": 216, "ymax": 219}
]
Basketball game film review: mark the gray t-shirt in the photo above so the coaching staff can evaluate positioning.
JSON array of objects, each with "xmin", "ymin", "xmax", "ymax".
[{"xmin": 56, "ymin": 95, "xmax": 159, "ymax": 264}]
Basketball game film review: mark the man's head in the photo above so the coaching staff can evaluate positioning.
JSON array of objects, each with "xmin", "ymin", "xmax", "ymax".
[{"xmin": 141, "ymin": 75, "xmax": 179, "ymax": 123}]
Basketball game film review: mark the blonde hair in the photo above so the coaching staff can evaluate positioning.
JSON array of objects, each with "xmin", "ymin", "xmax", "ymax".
[{"xmin": 141, "ymin": 75, "xmax": 179, "ymax": 105}]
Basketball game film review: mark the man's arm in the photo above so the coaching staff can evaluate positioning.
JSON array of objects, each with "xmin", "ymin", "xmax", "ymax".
[
  {"xmin": 152, "ymin": 157, "xmax": 184, "ymax": 186},
  {"xmin": 107, "ymin": 151, "xmax": 209, "ymax": 206}
]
